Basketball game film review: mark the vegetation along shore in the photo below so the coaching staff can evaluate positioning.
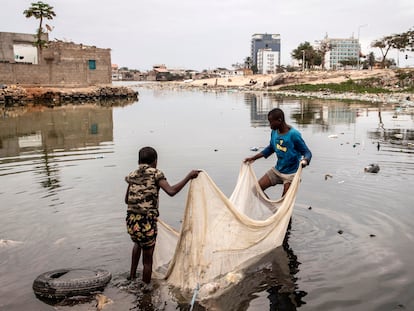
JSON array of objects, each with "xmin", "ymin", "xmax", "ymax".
[{"xmin": 142, "ymin": 68, "xmax": 414, "ymax": 105}]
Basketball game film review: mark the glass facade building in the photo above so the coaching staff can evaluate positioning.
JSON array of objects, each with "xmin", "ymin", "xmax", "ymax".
[
  {"xmin": 321, "ymin": 38, "xmax": 360, "ymax": 69},
  {"xmin": 251, "ymin": 33, "xmax": 281, "ymax": 67}
]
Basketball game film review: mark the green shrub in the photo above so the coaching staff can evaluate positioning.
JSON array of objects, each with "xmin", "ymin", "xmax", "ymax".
[{"xmin": 279, "ymin": 79, "xmax": 391, "ymax": 94}]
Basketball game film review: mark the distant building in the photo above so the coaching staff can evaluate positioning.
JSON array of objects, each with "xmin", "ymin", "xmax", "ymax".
[
  {"xmin": 209, "ymin": 68, "xmax": 244, "ymax": 78},
  {"xmin": 0, "ymin": 32, "xmax": 111, "ymax": 86},
  {"xmin": 147, "ymin": 64, "xmax": 170, "ymax": 81},
  {"xmin": 111, "ymin": 64, "xmax": 122, "ymax": 80},
  {"xmin": 251, "ymin": 33, "xmax": 281, "ymax": 68},
  {"xmin": 318, "ymin": 37, "xmax": 360, "ymax": 70},
  {"xmin": 257, "ymin": 48, "xmax": 279, "ymax": 74}
]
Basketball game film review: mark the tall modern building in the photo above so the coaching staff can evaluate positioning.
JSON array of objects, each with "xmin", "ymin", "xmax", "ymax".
[
  {"xmin": 251, "ymin": 33, "xmax": 281, "ymax": 67},
  {"xmin": 257, "ymin": 49, "xmax": 279, "ymax": 74},
  {"xmin": 318, "ymin": 37, "xmax": 360, "ymax": 70}
]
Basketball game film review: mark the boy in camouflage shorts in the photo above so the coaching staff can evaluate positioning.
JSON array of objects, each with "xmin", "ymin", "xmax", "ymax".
[{"xmin": 125, "ymin": 146, "xmax": 200, "ymax": 289}]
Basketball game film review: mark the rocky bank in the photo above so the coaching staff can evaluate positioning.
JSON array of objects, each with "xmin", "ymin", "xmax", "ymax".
[{"xmin": 0, "ymin": 85, "xmax": 138, "ymax": 107}]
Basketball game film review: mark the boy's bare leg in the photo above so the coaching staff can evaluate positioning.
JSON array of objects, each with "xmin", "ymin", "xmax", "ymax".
[
  {"xmin": 142, "ymin": 245, "xmax": 155, "ymax": 284},
  {"xmin": 282, "ymin": 182, "xmax": 291, "ymax": 197},
  {"xmin": 130, "ymin": 242, "xmax": 141, "ymax": 280},
  {"xmin": 258, "ymin": 174, "xmax": 272, "ymax": 192}
]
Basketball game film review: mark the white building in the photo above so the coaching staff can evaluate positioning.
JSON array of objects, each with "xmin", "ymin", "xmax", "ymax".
[
  {"xmin": 320, "ymin": 37, "xmax": 360, "ymax": 70},
  {"xmin": 257, "ymin": 48, "xmax": 279, "ymax": 74}
]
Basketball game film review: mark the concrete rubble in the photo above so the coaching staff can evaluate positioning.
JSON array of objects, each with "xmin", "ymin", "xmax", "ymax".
[{"xmin": 0, "ymin": 85, "xmax": 138, "ymax": 107}]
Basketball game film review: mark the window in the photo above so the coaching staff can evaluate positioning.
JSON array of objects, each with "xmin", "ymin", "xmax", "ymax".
[
  {"xmin": 88, "ymin": 60, "xmax": 96, "ymax": 70},
  {"xmin": 13, "ymin": 44, "xmax": 37, "ymax": 64}
]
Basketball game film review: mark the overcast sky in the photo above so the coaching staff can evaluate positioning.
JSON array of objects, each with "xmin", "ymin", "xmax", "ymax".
[{"xmin": 1, "ymin": 0, "xmax": 413, "ymax": 71}]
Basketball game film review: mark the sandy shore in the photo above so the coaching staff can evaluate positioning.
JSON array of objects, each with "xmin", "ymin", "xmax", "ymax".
[{"xmin": 143, "ymin": 69, "xmax": 414, "ymax": 105}]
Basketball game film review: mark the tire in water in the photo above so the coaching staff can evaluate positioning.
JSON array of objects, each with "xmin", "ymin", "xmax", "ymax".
[{"xmin": 33, "ymin": 268, "xmax": 112, "ymax": 299}]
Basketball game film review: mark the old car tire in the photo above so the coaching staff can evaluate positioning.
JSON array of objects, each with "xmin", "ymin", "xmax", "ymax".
[{"xmin": 33, "ymin": 268, "xmax": 112, "ymax": 299}]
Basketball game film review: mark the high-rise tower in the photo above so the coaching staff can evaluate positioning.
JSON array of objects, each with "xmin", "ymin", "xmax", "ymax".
[{"xmin": 251, "ymin": 33, "xmax": 281, "ymax": 67}]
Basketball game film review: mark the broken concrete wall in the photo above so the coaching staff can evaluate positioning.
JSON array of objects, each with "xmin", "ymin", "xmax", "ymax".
[{"xmin": 0, "ymin": 32, "xmax": 111, "ymax": 87}]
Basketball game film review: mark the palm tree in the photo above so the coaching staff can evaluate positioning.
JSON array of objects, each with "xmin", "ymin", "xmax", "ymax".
[{"xmin": 23, "ymin": 1, "xmax": 56, "ymax": 50}]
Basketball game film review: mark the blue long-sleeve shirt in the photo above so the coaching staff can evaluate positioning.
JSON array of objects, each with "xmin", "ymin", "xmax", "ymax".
[{"xmin": 261, "ymin": 127, "xmax": 312, "ymax": 174}]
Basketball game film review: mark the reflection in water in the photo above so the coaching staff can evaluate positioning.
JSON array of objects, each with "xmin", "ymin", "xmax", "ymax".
[
  {"xmin": 245, "ymin": 93, "xmax": 414, "ymax": 147},
  {"xmin": 245, "ymin": 92, "xmax": 363, "ymax": 131},
  {"xmin": 189, "ymin": 228, "xmax": 306, "ymax": 311},
  {"xmin": 367, "ymin": 107, "xmax": 414, "ymax": 154},
  {"xmin": 36, "ymin": 147, "xmax": 61, "ymax": 193},
  {"xmin": 244, "ymin": 93, "xmax": 284, "ymax": 127},
  {"xmin": 0, "ymin": 105, "xmax": 114, "ymax": 199},
  {"xmin": 267, "ymin": 228, "xmax": 307, "ymax": 311},
  {"xmin": 131, "ymin": 293, "xmax": 157, "ymax": 311}
]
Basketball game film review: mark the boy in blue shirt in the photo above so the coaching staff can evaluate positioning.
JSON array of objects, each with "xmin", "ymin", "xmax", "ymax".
[{"xmin": 244, "ymin": 108, "xmax": 312, "ymax": 197}]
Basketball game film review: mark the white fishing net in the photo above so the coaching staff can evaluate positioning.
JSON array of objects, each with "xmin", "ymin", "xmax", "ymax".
[{"xmin": 153, "ymin": 162, "xmax": 302, "ymax": 299}]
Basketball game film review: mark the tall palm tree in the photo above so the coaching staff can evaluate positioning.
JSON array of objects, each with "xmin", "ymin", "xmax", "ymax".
[{"xmin": 23, "ymin": 1, "xmax": 56, "ymax": 50}]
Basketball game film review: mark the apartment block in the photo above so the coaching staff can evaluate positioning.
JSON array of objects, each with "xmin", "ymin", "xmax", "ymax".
[
  {"xmin": 251, "ymin": 33, "xmax": 281, "ymax": 67},
  {"xmin": 257, "ymin": 48, "xmax": 279, "ymax": 74},
  {"xmin": 319, "ymin": 37, "xmax": 360, "ymax": 70}
]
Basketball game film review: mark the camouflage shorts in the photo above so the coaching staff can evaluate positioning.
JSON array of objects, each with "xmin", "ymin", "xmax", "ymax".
[{"xmin": 126, "ymin": 211, "xmax": 158, "ymax": 249}]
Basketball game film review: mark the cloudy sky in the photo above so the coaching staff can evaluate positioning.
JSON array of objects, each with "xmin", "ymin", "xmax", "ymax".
[{"xmin": 1, "ymin": 0, "xmax": 413, "ymax": 71}]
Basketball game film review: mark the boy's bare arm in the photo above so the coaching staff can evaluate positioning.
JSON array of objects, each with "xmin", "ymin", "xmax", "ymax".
[
  {"xmin": 159, "ymin": 170, "xmax": 200, "ymax": 197},
  {"xmin": 124, "ymin": 184, "xmax": 130, "ymax": 204},
  {"xmin": 244, "ymin": 152, "xmax": 264, "ymax": 163}
]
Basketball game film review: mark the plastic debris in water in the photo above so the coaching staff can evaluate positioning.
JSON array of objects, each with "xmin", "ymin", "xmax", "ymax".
[
  {"xmin": 96, "ymin": 294, "xmax": 113, "ymax": 311},
  {"xmin": 364, "ymin": 164, "xmax": 380, "ymax": 173},
  {"xmin": 0, "ymin": 239, "xmax": 23, "ymax": 247},
  {"xmin": 324, "ymin": 174, "xmax": 333, "ymax": 180},
  {"xmin": 394, "ymin": 133, "xmax": 403, "ymax": 139}
]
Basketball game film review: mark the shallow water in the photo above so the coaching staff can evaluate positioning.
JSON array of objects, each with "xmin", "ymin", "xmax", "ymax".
[{"xmin": 1, "ymin": 84, "xmax": 413, "ymax": 311}]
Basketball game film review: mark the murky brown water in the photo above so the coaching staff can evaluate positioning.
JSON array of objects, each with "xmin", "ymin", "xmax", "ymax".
[{"xmin": 1, "ymin": 84, "xmax": 413, "ymax": 311}]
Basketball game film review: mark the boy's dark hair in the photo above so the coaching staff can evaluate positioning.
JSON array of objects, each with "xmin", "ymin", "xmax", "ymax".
[
  {"xmin": 268, "ymin": 108, "xmax": 285, "ymax": 122},
  {"xmin": 138, "ymin": 146, "xmax": 157, "ymax": 164}
]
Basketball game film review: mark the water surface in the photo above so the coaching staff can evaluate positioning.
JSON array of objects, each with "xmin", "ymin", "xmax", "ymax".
[{"xmin": 1, "ymin": 85, "xmax": 413, "ymax": 311}]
